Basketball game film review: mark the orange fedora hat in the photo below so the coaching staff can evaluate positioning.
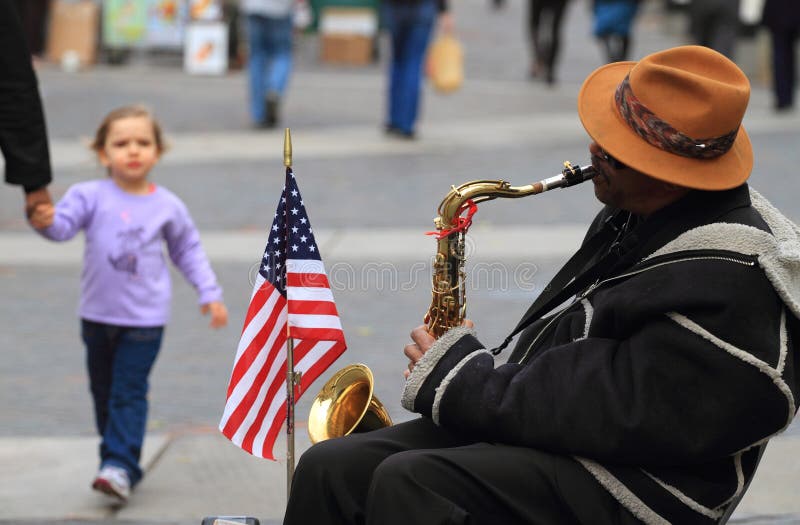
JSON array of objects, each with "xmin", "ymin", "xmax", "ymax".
[{"xmin": 578, "ymin": 45, "xmax": 753, "ymax": 190}]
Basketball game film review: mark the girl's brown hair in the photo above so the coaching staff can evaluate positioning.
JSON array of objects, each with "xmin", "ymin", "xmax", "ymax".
[{"xmin": 90, "ymin": 105, "xmax": 167, "ymax": 154}]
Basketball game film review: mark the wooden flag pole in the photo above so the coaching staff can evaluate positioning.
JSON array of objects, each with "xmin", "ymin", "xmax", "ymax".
[{"xmin": 284, "ymin": 128, "xmax": 301, "ymax": 492}]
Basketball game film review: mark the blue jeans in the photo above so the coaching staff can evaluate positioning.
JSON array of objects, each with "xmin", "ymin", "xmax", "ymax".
[
  {"xmin": 246, "ymin": 14, "xmax": 293, "ymax": 123},
  {"xmin": 81, "ymin": 319, "xmax": 163, "ymax": 486},
  {"xmin": 383, "ymin": 0, "xmax": 437, "ymax": 134}
]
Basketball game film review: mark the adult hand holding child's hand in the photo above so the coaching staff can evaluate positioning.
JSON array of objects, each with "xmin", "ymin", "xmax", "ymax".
[{"xmin": 28, "ymin": 202, "xmax": 55, "ymax": 230}]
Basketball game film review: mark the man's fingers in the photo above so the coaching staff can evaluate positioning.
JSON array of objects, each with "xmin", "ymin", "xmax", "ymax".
[
  {"xmin": 410, "ymin": 325, "xmax": 435, "ymax": 348},
  {"xmin": 404, "ymin": 342, "xmax": 423, "ymax": 362}
]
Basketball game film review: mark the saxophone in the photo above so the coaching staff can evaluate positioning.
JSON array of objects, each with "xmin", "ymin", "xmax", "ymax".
[
  {"xmin": 307, "ymin": 161, "xmax": 596, "ymax": 443},
  {"xmin": 425, "ymin": 161, "xmax": 596, "ymax": 337}
]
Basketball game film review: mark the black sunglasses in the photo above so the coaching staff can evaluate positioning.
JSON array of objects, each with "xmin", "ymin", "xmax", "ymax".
[{"xmin": 600, "ymin": 150, "xmax": 626, "ymax": 170}]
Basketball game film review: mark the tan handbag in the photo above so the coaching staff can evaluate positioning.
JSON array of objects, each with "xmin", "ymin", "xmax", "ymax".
[{"xmin": 426, "ymin": 34, "xmax": 464, "ymax": 94}]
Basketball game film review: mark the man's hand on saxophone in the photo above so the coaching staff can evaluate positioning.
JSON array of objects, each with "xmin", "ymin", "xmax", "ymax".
[{"xmin": 403, "ymin": 320, "xmax": 474, "ymax": 379}]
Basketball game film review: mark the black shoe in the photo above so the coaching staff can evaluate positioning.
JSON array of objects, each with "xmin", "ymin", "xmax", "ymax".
[
  {"xmin": 253, "ymin": 119, "xmax": 273, "ymax": 130},
  {"xmin": 265, "ymin": 94, "xmax": 280, "ymax": 128},
  {"xmin": 545, "ymin": 69, "xmax": 556, "ymax": 86},
  {"xmin": 385, "ymin": 125, "xmax": 415, "ymax": 140}
]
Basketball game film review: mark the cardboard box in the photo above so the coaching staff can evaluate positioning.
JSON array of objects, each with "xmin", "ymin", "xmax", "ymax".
[
  {"xmin": 319, "ymin": 7, "xmax": 376, "ymax": 66},
  {"xmin": 46, "ymin": 0, "xmax": 100, "ymax": 66},
  {"xmin": 320, "ymin": 34, "xmax": 373, "ymax": 66}
]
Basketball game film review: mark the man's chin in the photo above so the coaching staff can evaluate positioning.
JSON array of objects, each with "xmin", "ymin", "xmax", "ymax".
[{"xmin": 593, "ymin": 183, "xmax": 612, "ymax": 207}]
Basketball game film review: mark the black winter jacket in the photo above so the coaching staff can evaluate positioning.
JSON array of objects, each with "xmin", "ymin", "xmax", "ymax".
[{"xmin": 403, "ymin": 184, "xmax": 800, "ymax": 524}]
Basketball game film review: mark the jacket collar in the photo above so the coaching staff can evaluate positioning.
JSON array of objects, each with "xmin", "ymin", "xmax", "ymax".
[{"xmin": 610, "ymin": 184, "xmax": 754, "ymax": 271}]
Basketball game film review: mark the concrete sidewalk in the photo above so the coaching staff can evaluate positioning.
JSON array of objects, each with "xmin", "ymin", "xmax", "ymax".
[{"xmin": 1, "ymin": 423, "xmax": 799, "ymax": 524}]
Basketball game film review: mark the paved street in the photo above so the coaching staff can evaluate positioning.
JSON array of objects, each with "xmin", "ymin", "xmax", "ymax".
[{"xmin": 1, "ymin": 1, "xmax": 800, "ymax": 524}]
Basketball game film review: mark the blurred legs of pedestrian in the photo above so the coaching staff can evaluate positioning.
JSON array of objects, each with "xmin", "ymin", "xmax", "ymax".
[
  {"xmin": 245, "ymin": 13, "xmax": 293, "ymax": 128},
  {"xmin": 383, "ymin": 0, "xmax": 438, "ymax": 138},
  {"xmin": 601, "ymin": 33, "xmax": 629, "ymax": 62},
  {"xmin": 593, "ymin": 0, "xmax": 639, "ymax": 63},
  {"xmin": 82, "ymin": 320, "xmax": 163, "ymax": 500},
  {"xmin": 688, "ymin": 0, "xmax": 740, "ymax": 59},
  {"xmin": 767, "ymin": 26, "xmax": 798, "ymax": 111},
  {"xmin": 528, "ymin": 0, "xmax": 568, "ymax": 84},
  {"xmin": 223, "ymin": 1, "xmax": 243, "ymax": 69}
]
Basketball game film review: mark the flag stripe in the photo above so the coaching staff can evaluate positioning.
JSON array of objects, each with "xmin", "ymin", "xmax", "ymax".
[
  {"xmin": 288, "ymin": 300, "xmax": 340, "ymax": 316},
  {"xmin": 298, "ymin": 341, "xmax": 346, "ymax": 397},
  {"xmin": 249, "ymin": 339, "xmax": 317, "ymax": 456},
  {"xmin": 287, "ymin": 259, "xmax": 326, "ymax": 273},
  {"xmin": 254, "ymin": 339, "xmax": 344, "ymax": 458},
  {"xmin": 225, "ymin": 288, "xmax": 286, "ymax": 397},
  {"xmin": 289, "ymin": 313, "xmax": 343, "ymax": 330},
  {"xmin": 290, "ymin": 327, "xmax": 346, "ymax": 341},
  {"xmin": 222, "ymin": 326, "xmax": 287, "ymax": 437},
  {"xmin": 287, "ymin": 286, "xmax": 335, "ymax": 303},
  {"xmin": 287, "ymin": 273, "xmax": 331, "ymax": 288}
]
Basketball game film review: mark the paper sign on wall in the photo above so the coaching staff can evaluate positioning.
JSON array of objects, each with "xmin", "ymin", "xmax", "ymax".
[{"xmin": 183, "ymin": 22, "xmax": 228, "ymax": 75}]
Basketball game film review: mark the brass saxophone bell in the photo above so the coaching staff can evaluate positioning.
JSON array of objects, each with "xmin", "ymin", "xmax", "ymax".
[{"xmin": 307, "ymin": 363, "xmax": 393, "ymax": 444}]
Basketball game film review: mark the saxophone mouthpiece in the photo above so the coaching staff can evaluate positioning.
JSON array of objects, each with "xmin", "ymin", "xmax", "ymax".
[{"xmin": 562, "ymin": 161, "xmax": 596, "ymax": 187}]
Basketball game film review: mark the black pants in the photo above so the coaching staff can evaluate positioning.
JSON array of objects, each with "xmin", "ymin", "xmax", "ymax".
[
  {"xmin": 768, "ymin": 25, "xmax": 799, "ymax": 109},
  {"xmin": 688, "ymin": 0, "xmax": 739, "ymax": 59},
  {"xmin": 283, "ymin": 418, "xmax": 640, "ymax": 525},
  {"xmin": 528, "ymin": 0, "xmax": 569, "ymax": 81}
]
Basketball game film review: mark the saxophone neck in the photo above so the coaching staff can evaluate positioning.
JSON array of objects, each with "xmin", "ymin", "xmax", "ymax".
[{"xmin": 435, "ymin": 163, "xmax": 596, "ymax": 228}]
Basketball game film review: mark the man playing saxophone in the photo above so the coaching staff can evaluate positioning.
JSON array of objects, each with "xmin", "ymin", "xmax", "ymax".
[{"xmin": 284, "ymin": 45, "xmax": 800, "ymax": 525}]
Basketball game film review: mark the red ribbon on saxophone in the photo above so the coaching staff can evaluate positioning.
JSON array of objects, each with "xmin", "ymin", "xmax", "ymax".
[{"xmin": 426, "ymin": 199, "xmax": 478, "ymax": 240}]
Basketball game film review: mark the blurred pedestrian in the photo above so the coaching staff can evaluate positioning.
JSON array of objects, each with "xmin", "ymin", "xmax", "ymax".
[
  {"xmin": 761, "ymin": 0, "xmax": 800, "ymax": 112},
  {"xmin": 29, "ymin": 105, "xmax": 228, "ymax": 503},
  {"xmin": 592, "ymin": 0, "xmax": 641, "ymax": 63},
  {"xmin": 13, "ymin": 0, "xmax": 51, "ymax": 58},
  {"xmin": 383, "ymin": 0, "xmax": 453, "ymax": 139},
  {"xmin": 688, "ymin": 0, "xmax": 740, "ymax": 59},
  {"xmin": 240, "ymin": 0, "xmax": 295, "ymax": 128},
  {"xmin": 0, "ymin": 0, "xmax": 53, "ymax": 222},
  {"xmin": 528, "ymin": 0, "xmax": 569, "ymax": 84}
]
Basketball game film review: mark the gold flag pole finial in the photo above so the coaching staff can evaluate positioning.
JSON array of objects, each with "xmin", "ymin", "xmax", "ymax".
[{"xmin": 284, "ymin": 128, "xmax": 292, "ymax": 168}]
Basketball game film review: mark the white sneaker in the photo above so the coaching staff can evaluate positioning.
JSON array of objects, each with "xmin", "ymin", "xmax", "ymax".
[{"xmin": 92, "ymin": 465, "xmax": 131, "ymax": 502}]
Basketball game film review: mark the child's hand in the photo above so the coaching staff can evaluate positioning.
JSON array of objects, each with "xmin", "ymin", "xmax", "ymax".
[
  {"xmin": 29, "ymin": 202, "xmax": 55, "ymax": 229},
  {"xmin": 201, "ymin": 301, "xmax": 228, "ymax": 329}
]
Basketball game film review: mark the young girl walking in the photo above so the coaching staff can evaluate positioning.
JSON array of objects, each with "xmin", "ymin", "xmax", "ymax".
[{"xmin": 30, "ymin": 105, "xmax": 228, "ymax": 503}]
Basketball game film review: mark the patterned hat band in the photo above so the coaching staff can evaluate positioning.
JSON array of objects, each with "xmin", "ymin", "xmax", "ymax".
[{"xmin": 614, "ymin": 75, "xmax": 739, "ymax": 160}]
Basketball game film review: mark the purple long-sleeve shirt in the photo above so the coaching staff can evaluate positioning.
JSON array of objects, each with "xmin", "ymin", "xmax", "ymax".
[{"xmin": 38, "ymin": 179, "xmax": 223, "ymax": 327}]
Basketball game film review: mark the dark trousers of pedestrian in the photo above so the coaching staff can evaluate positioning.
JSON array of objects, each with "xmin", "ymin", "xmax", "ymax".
[
  {"xmin": 383, "ymin": 0, "xmax": 437, "ymax": 136},
  {"xmin": 283, "ymin": 418, "xmax": 640, "ymax": 525},
  {"xmin": 768, "ymin": 25, "xmax": 798, "ymax": 110},
  {"xmin": 528, "ymin": 0, "xmax": 568, "ymax": 83},
  {"xmin": 81, "ymin": 320, "xmax": 163, "ymax": 486},
  {"xmin": 593, "ymin": 0, "xmax": 639, "ymax": 63},
  {"xmin": 245, "ymin": 13, "xmax": 293, "ymax": 126},
  {"xmin": 688, "ymin": 0, "xmax": 740, "ymax": 59}
]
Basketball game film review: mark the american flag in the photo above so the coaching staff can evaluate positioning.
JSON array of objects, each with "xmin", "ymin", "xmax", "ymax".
[{"xmin": 219, "ymin": 167, "xmax": 346, "ymax": 460}]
